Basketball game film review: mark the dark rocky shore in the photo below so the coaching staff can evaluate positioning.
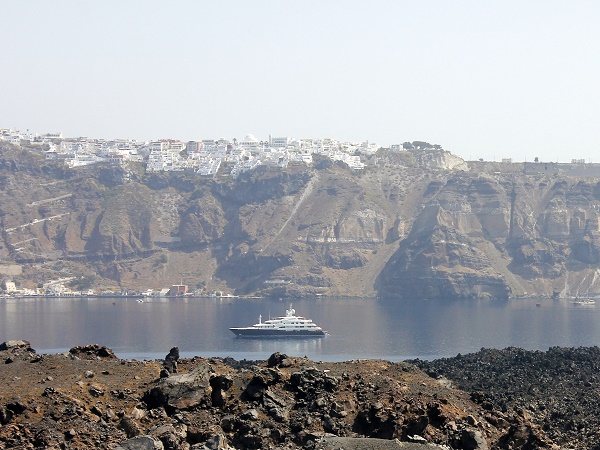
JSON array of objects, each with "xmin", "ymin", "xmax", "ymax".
[
  {"xmin": 2, "ymin": 341, "xmax": 598, "ymax": 449},
  {"xmin": 411, "ymin": 347, "xmax": 600, "ymax": 449}
]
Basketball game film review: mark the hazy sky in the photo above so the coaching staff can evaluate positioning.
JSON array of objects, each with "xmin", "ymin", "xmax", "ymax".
[{"xmin": 2, "ymin": 1, "xmax": 600, "ymax": 162}]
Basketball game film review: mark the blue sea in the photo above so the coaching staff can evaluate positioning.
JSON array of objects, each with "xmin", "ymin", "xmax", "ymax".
[{"xmin": 1, "ymin": 296, "xmax": 598, "ymax": 361}]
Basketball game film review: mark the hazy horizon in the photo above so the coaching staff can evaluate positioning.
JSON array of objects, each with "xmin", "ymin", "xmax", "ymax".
[{"xmin": 2, "ymin": 1, "xmax": 599, "ymax": 163}]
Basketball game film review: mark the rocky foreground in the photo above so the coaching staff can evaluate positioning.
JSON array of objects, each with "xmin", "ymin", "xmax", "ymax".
[
  {"xmin": 2, "ymin": 341, "xmax": 599, "ymax": 449},
  {"xmin": 411, "ymin": 347, "xmax": 600, "ymax": 449}
]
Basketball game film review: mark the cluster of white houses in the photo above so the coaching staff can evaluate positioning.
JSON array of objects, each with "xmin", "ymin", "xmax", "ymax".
[{"xmin": 1, "ymin": 128, "xmax": 385, "ymax": 177}]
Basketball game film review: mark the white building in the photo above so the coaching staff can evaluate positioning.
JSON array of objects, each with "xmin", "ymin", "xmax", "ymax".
[
  {"xmin": 146, "ymin": 140, "xmax": 187, "ymax": 172},
  {"xmin": 60, "ymin": 141, "xmax": 95, "ymax": 153},
  {"xmin": 42, "ymin": 133, "xmax": 63, "ymax": 140},
  {"xmin": 359, "ymin": 141, "xmax": 379, "ymax": 154},
  {"xmin": 186, "ymin": 141, "xmax": 201, "ymax": 153},
  {"xmin": 231, "ymin": 156, "xmax": 262, "ymax": 178},
  {"xmin": 197, "ymin": 158, "xmax": 222, "ymax": 176},
  {"xmin": 201, "ymin": 140, "xmax": 217, "ymax": 151},
  {"xmin": 239, "ymin": 134, "xmax": 261, "ymax": 149},
  {"xmin": 270, "ymin": 136, "xmax": 291, "ymax": 148}
]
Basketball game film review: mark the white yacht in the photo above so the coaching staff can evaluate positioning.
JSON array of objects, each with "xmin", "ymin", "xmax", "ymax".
[
  {"xmin": 572, "ymin": 299, "xmax": 596, "ymax": 306},
  {"xmin": 230, "ymin": 304, "xmax": 325, "ymax": 338}
]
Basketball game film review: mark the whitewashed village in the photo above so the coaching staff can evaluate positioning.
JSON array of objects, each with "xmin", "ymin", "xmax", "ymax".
[{"xmin": 0, "ymin": 128, "xmax": 378, "ymax": 175}]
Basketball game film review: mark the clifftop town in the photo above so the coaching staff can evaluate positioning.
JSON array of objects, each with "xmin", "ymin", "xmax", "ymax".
[
  {"xmin": 1, "ymin": 129, "xmax": 600, "ymax": 300},
  {"xmin": 1, "ymin": 129, "xmax": 382, "ymax": 175}
]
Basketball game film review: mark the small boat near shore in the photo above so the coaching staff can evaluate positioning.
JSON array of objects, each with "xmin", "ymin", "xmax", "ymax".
[
  {"xmin": 230, "ymin": 304, "xmax": 326, "ymax": 338},
  {"xmin": 572, "ymin": 299, "xmax": 596, "ymax": 306}
]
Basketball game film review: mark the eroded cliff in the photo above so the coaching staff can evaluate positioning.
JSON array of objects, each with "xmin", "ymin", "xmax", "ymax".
[{"xmin": 1, "ymin": 143, "xmax": 600, "ymax": 300}]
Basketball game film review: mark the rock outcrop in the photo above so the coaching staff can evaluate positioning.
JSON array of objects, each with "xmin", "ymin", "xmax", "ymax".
[{"xmin": 69, "ymin": 344, "xmax": 118, "ymax": 359}]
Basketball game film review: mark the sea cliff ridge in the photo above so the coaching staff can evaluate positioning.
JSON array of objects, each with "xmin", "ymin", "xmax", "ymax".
[{"xmin": 1, "ymin": 141, "xmax": 600, "ymax": 300}]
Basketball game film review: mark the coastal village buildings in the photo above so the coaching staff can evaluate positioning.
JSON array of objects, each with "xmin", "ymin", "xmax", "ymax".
[
  {"xmin": 1, "ymin": 128, "xmax": 372, "ymax": 177},
  {"xmin": 2, "ymin": 127, "xmax": 597, "ymax": 177}
]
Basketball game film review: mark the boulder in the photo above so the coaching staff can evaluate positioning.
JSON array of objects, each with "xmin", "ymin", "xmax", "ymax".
[
  {"xmin": 461, "ymin": 428, "xmax": 488, "ymax": 450},
  {"xmin": 144, "ymin": 362, "xmax": 212, "ymax": 410},
  {"xmin": 0, "ymin": 405, "xmax": 13, "ymax": 425},
  {"xmin": 163, "ymin": 347, "xmax": 179, "ymax": 374},
  {"xmin": 69, "ymin": 344, "xmax": 117, "ymax": 359},
  {"xmin": 267, "ymin": 352, "xmax": 292, "ymax": 368},
  {"xmin": 153, "ymin": 424, "xmax": 187, "ymax": 450},
  {"xmin": 0, "ymin": 340, "xmax": 34, "ymax": 352},
  {"xmin": 242, "ymin": 375, "xmax": 268, "ymax": 400},
  {"xmin": 209, "ymin": 374, "xmax": 233, "ymax": 407},
  {"xmin": 115, "ymin": 435, "xmax": 164, "ymax": 450},
  {"xmin": 290, "ymin": 367, "xmax": 340, "ymax": 396},
  {"xmin": 198, "ymin": 434, "xmax": 231, "ymax": 450},
  {"xmin": 315, "ymin": 436, "xmax": 448, "ymax": 449},
  {"xmin": 240, "ymin": 409, "xmax": 259, "ymax": 421},
  {"xmin": 120, "ymin": 417, "xmax": 142, "ymax": 438},
  {"xmin": 89, "ymin": 385, "xmax": 105, "ymax": 397}
]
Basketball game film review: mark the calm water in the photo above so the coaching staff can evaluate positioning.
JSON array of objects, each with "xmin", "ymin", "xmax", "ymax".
[{"xmin": 1, "ymin": 296, "xmax": 599, "ymax": 362}]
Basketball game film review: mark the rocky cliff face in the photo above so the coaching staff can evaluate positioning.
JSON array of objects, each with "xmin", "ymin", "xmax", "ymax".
[
  {"xmin": 378, "ymin": 172, "xmax": 600, "ymax": 299},
  {"xmin": 1, "ymin": 142, "xmax": 600, "ymax": 300}
]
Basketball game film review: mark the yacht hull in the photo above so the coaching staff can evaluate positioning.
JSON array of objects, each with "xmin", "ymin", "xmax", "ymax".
[{"xmin": 230, "ymin": 328, "xmax": 325, "ymax": 338}]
